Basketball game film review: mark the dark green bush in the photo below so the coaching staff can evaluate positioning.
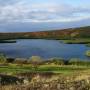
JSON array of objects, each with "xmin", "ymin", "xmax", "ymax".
[{"xmin": 6, "ymin": 58, "xmax": 15, "ymax": 63}]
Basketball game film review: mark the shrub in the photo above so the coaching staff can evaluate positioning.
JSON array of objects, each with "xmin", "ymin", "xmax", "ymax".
[
  {"xmin": 47, "ymin": 57, "xmax": 64, "ymax": 65},
  {"xmin": 28, "ymin": 56, "xmax": 44, "ymax": 71},
  {"xmin": 0, "ymin": 54, "xmax": 6, "ymax": 63},
  {"xmin": 6, "ymin": 58, "xmax": 15, "ymax": 63},
  {"xmin": 14, "ymin": 58, "xmax": 27, "ymax": 64},
  {"xmin": 69, "ymin": 58, "xmax": 80, "ymax": 65},
  {"xmin": 28, "ymin": 56, "xmax": 43, "ymax": 64},
  {"xmin": 85, "ymin": 50, "xmax": 90, "ymax": 57},
  {"xmin": 69, "ymin": 58, "xmax": 90, "ymax": 66}
]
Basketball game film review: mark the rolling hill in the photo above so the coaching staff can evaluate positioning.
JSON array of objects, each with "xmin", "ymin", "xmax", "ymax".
[{"xmin": 0, "ymin": 26, "xmax": 90, "ymax": 40}]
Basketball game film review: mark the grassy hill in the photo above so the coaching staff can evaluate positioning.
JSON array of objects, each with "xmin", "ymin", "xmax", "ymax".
[{"xmin": 0, "ymin": 26, "xmax": 90, "ymax": 40}]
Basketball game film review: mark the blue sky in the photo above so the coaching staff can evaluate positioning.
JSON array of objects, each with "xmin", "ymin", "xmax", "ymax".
[{"xmin": 0, "ymin": 0, "xmax": 90, "ymax": 32}]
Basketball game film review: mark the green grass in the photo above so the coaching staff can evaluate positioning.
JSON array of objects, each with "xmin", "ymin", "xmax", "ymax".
[
  {"xmin": 0, "ymin": 64, "xmax": 32, "ymax": 74},
  {"xmin": 0, "ymin": 64, "xmax": 90, "ymax": 75},
  {"xmin": 62, "ymin": 38, "xmax": 90, "ymax": 44}
]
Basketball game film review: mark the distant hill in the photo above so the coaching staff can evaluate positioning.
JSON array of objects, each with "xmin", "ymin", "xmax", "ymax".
[{"xmin": 0, "ymin": 26, "xmax": 90, "ymax": 40}]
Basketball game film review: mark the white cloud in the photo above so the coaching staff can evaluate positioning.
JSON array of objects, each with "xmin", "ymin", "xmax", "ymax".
[{"xmin": 0, "ymin": 0, "xmax": 89, "ymax": 23}]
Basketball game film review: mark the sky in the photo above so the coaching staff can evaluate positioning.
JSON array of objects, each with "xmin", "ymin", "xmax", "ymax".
[{"xmin": 0, "ymin": 0, "xmax": 90, "ymax": 32}]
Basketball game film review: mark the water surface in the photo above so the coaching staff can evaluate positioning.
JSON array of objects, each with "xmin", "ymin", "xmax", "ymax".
[{"xmin": 0, "ymin": 39, "xmax": 90, "ymax": 60}]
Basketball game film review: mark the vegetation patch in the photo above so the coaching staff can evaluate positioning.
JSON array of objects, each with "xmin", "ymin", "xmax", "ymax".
[
  {"xmin": 63, "ymin": 39, "xmax": 90, "ymax": 44},
  {"xmin": 85, "ymin": 50, "xmax": 90, "ymax": 57},
  {"xmin": 0, "ymin": 53, "xmax": 89, "ymax": 89}
]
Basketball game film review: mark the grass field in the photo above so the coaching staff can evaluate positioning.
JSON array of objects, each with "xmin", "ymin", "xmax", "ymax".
[{"xmin": 0, "ymin": 64, "xmax": 90, "ymax": 75}]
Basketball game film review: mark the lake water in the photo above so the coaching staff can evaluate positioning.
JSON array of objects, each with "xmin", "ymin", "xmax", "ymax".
[{"xmin": 0, "ymin": 39, "xmax": 90, "ymax": 60}]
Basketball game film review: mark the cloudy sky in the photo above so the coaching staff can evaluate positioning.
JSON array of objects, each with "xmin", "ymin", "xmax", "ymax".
[{"xmin": 0, "ymin": 0, "xmax": 90, "ymax": 32}]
